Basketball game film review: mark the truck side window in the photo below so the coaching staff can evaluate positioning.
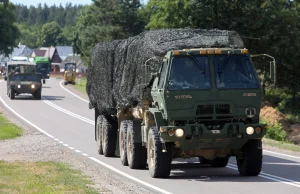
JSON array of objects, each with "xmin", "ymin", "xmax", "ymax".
[{"xmin": 158, "ymin": 61, "xmax": 168, "ymax": 89}]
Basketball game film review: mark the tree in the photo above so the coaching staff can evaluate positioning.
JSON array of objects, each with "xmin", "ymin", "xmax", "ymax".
[
  {"xmin": 39, "ymin": 21, "xmax": 63, "ymax": 47},
  {"xmin": 0, "ymin": 0, "xmax": 20, "ymax": 57}
]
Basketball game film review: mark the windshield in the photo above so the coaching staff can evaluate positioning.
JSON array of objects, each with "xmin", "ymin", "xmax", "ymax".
[
  {"xmin": 65, "ymin": 63, "xmax": 75, "ymax": 71},
  {"xmin": 168, "ymin": 56, "xmax": 211, "ymax": 90},
  {"xmin": 10, "ymin": 74, "xmax": 41, "ymax": 81},
  {"xmin": 214, "ymin": 55, "xmax": 259, "ymax": 89},
  {"xmin": 8, "ymin": 65, "xmax": 36, "ymax": 74},
  {"xmin": 36, "ymin": 63, "xmax": 49, "ymax": 71}
]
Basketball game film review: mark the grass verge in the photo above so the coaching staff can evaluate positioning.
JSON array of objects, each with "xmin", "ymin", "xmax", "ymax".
[
  {"xmin": 74, "ymin": 77, "xmax": 87, "ymax": 94},
  {"xmin": 0, "ymin": 113, "xmax": 23, "ymax": 140},
  {"xmin": 0, "ymin": 161, "xmax": 105, "ymax": 194},
  {"xmin": 262, "ymin": 138, "xmax": 300, "ymax": 153}
]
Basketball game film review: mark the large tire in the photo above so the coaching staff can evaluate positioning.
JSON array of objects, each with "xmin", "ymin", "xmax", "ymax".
[
  {"xmin": 237, "ymin": 139, "xmax": 263, "ymax": 176},
  {"xmin": 10, "ymin": 89, "xmax": 15, "ymax": 100},
  {"xmin": 127, "ymin": 119, "xmax": 147, "ymax": 169},
  {"xmin": 35, "ymin": 89, "xmax": 42, "ymax": 100},
  {"xmin": 102, "ymin": 116, "xmax": 118, "ymax": 157},
  {"xmin": 119, "ymin": 120, "xmax": 129, "ymax": 166},
  {"xmin": 147, "ymin": 127, "xmax": 172, "ymax": 178},
  {"xmin": 210, "ymin": 156, "xmax": 229, "ymax": 167},
  {"xmin": 198, "ymin": 156, "xmax": 210, "ymax": 164},
  {"xmin": 96, "ymin": 115, "xmax": 103, "ymax": 155}
]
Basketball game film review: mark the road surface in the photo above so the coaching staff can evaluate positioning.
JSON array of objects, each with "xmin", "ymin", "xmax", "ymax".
[{"xmin": 1, "ymin": 78, "xmax": 300, "ymax": 194}]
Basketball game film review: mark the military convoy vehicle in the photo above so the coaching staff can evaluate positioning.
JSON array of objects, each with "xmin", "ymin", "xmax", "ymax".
[
  {"xmin": 4, "ymin": 62, "xmax": 42, "ymax": 100},
  {"xmin": 33, "ymin": 56, "xmax": 51, "ymax": 84},
  {"xmin": 63, "ymin": 62, "xmax": 76, "ymax": 85},
  {"xmin": 87, "ymin": 29, "xmax": 276, "ymax": 178}
]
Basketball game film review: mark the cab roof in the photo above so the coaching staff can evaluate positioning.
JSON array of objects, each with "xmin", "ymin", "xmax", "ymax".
[{"xmin": 7, "ymin": 61, "xmax": 36, "ymax": 66}]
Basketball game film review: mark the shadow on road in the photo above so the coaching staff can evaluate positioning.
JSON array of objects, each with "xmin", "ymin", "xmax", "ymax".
[
  {"xmin": 42, "ymin": 86, "xmax": 51, "ymax": 88},
  {"xmin": 165, "ymin": 155, "xmax": 300, "ymax": 182},
  {"xmin": 42, "ymin": 95, "xmax": 65, "ymax": 101}
]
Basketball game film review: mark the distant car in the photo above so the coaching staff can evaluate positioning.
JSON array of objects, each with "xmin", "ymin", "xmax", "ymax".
[{"xmin": 6, "ymin": 73, "xmax": 42, "ymax": 100}]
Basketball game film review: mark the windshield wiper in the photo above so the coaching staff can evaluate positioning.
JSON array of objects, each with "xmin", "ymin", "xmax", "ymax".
[
  {"xmin": 188, "ymin": 54, "xmax": 205, "ymax": 74},
  {"xmin": 218, "ymin": 49, "xmax": 234, "ymax": 73}
]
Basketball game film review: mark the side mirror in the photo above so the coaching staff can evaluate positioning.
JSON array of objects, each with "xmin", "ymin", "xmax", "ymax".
[
  {"xmin": 269, "ymin": 61, "xmax": 276, "ymax": 85},
  {"xmin": 4, "ymin": 76, "xmax": 7, "ymax": 81}
]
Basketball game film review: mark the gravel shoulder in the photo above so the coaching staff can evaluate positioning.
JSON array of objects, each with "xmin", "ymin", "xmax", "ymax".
[{"xmin": 0, "ymin": 103, "xmax": 153, "ymax": 194}]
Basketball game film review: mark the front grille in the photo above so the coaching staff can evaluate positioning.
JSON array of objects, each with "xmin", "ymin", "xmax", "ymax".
[
  {"xmin": 196, "ymin": 104, "xmax": 214, "ymax": 115},
  {"xmin": 215, "ymin": 104, "xmax": 231, "ymax": 114},
  {"xmin": 196, "ymin": 104, "xmax": 231, "ymax": 115}
]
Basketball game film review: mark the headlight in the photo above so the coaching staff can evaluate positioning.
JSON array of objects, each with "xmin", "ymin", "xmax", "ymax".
[
  {"xmin": 175, "ymin": 128, "xmax": 184, "ymax": 138},
  {"xmin": 246, "ymin": 126, "xmax": 254, "ymax": 135},
  {"xmin": 17, "ymin": 85, "xmax": 21, "ymax": 88},
  {"xmin": 31, "ymin": 85, "xmax": 35, "ymax": 89},
  {"xmin": 47, "ymin": 74, "xmax": 49, "ymax": 76}
]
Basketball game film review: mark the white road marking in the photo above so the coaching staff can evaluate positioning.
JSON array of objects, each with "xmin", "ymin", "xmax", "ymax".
[
  {"xmin": 69, "ymin": 147, "xmax": 75, "ymax": 150},
  {"xmin": 75, "ymin": 150, "xmax": 81, "ymax": 153},
  {"xmin": 82, "ymin": 153, "xmax": 88, "ymax": 156},
  {"xmin": 227, "ymin": 163, "xmax": 300, "ymax": 188},
  {"xmin": 59, "ymin": 80, "xmax": 89, "ymax": 103},
  {"xmin": 63, "ymin": 144, "xmax": 69, "ymax": 146},
  {"xmin": 90, "ymin": 157, "xmax": 173, "ymax": 194},
  {"xmin": 42, "ymin": 97, "xmax": 94, "ymax": 125},
  {"xmin": 59, "ymin": 141, "xmax": 64, "ymax": 144},
  {"xmin": 54, "ymin": 138, "xmax": 59, "ymax": 141},
  {"xmin": 264, "ymin": 150, "xmax": 300, "ymax": 160}
]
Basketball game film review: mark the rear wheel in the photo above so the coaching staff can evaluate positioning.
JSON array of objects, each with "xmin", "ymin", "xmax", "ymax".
[
  {"xmin": 119, "ymin": 120, "xmax": 129, "ymax": 166},
  {"xmin": 102, "ymin": 116, "xmax": 118, "ymax": 157},
  {"xmin": 210, "ymin": 156, "xmax": 229, "ymax": 167},
  {"xmin": 237, "ymin": 139, "xmax": 263, "ymax": 176},
  {"xmin": 96, "ymin": 115, "xmax": 103, "ymax": 155},
  {"xmin": 64, "ymin": 81, "xmax": 67, "ymax": 85},
  {"xmin": 127, "ymin": 119, "xmax": 147, "ymax": 169},
  {"xmin": 198, "ymin": 156, "xmax": 210, "ymax": 164},
  {"xmin": 148, "ymin": 127, "xmax": 172, "ymax": 178}
]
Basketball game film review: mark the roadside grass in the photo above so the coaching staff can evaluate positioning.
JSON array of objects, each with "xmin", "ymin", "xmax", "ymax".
[
  {"xmin": 0, "ymin": 161, "xmax": 105, "ymax": 194},
  {"xmin": 74, "ymin": 77, "xmax": 87, "ymax": 94},
  {"xmin": 262, "ymin": 138, "xmax": 300, "ymax": 153},
  {"xmin": 0, "ymin": 113, "xmax": 23, "ymax": 140}
]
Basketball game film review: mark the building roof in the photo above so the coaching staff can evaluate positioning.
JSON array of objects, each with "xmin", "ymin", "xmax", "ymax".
[
  {"xmin": 0, "ymin": 43, "xmax": 33, "ymax": 61},
  {"xmin": 39, "ymin": 47, "xmax": 56, "ymax": 59},
  {"xmin": 33, "ymin": 49, "xmax": 46, "ymax": 57},
  {"xmin": 56, "ymin": 46, "xmax": 73, "ymax": 61}
]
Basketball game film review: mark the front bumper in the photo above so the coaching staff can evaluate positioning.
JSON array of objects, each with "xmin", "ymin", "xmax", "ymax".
[
  {"xmin": 10, "ymin": 85, "xmax": 41, "ymax": 94},
  {"xmin": 159, "ymin": 123, "xmax": 267, "ymax": 149}
]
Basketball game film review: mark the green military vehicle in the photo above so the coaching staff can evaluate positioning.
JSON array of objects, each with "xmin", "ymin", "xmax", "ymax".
[
  {"xmin": 5, "ymin": 62, "xmax": 42, "ymax": 100},
  {"xmin": 89, "ymin": 29, "xmax": 276, "ymax": 178}
]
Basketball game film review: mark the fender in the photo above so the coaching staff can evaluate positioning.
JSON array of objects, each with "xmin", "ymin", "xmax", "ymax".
[{"xmin": 149, "ymin": 108, "xmax": 167, "ymax": 129}]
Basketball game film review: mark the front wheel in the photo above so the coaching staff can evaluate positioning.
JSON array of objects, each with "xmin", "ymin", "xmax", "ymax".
[
  {"xmin": 147, "ymin": 127, "xmax": 172, "ymax": 178},
  {"xmin": 237, "ymin": 139, "xmax": 263, "ymax": 176},
  {"xmin": 210, "ymin": 156, "xmax": 229, "ymax": 167},
  {"xmin": 10, "ymin": 89, "xmax": 15, "ymax": 100}
]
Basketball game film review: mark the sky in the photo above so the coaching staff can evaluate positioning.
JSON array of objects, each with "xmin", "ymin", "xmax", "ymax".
[{"xmin": 10, "ymin": 0, "xmax": 149, "ymax": 7}]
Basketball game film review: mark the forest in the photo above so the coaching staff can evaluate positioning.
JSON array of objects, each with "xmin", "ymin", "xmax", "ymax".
[{"xmin": 0, "ymin": 0, "xmax": 300, "ymax": 138}]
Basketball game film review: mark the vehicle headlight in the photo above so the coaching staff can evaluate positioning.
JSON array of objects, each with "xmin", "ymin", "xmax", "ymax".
[
  {"xmin": 47, "ymin": 74, "xmax": 49, "ymax": 76},
  {"xmin": 175, "ymin": 128, "xmax": 184, "ymax": 138},
  {"xmin": 17, "ymin": 85, "xmax": 21, "ymax": 88},
  {"xmin": 246, "ymin": 126, "xmax": 254, "ymax": 135},
  {"xmin": 31, "ymin": 84, "xmax": 35, "ymax": 89}
]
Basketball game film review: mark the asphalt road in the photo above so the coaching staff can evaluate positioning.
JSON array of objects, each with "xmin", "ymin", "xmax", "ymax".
[{"xmin": 1, "ymin": 78, "xmax": 300, "ymax": 194}]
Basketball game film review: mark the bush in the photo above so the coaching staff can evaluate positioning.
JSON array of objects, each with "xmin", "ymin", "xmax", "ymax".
[{"xmin": 261, "ymin": 119, "xmax": 287, "ymax": 142}]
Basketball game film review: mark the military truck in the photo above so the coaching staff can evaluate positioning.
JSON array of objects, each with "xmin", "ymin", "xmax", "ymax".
[
  {"xmin": 87, "ymin": 29, "xmax": 276, "ymax": 178},
  {"xmin": 33, "ymin": 56, "xmax": 51, "ymax": 84},
  {"xmin": 6, "ymin": 72, "xmax": 42, "ymax": 100},
  {"xmin": 5, "ymin": 61, "xmax": 42, "ymax": 100}
]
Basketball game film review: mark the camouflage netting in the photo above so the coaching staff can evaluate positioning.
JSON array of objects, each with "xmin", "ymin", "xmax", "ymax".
[{"xmin": 86, "ymin": 28, "xmax": 244, "ymax": 115}]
